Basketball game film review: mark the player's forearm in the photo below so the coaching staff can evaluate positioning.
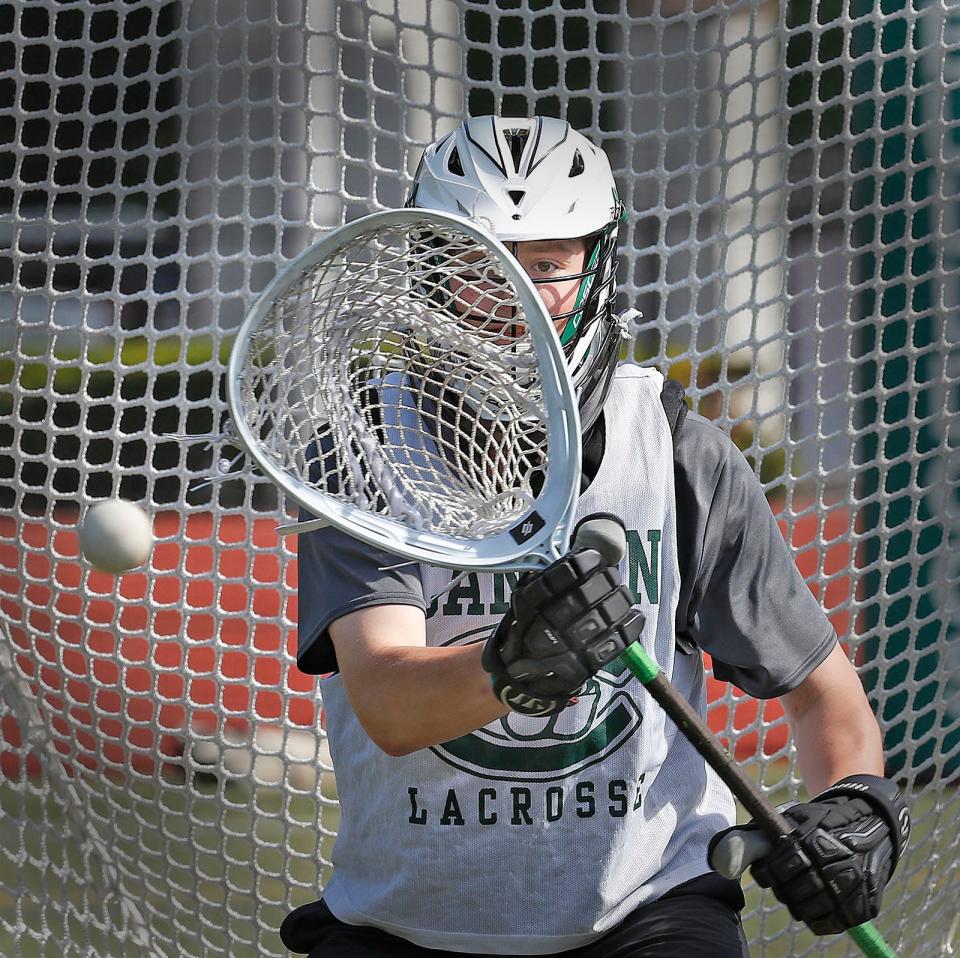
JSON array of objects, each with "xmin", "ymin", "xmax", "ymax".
[
  {"xmin": 329, "ymin": 605, "xmax": 509, "ymax": 755},
  {"xmin": 782, "ymin": 645, "xmax": 884, "ymax": 795},
  {"xmin": 353, "ymin": 642, "xmax": 509, "ymax": 755},
  {"xmin": 789, "ymin": 694, "xmax": 884, "ymax": 795}
]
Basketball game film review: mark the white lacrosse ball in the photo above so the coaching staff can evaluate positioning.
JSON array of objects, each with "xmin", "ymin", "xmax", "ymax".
[{"xmin": 79, "ymin": 499, "xmax": 154, "ymax": 574}]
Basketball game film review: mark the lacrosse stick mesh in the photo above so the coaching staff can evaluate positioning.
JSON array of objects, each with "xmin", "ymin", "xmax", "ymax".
[{"xmin": 235, "ymin": 220, "xmax": 551, "ymax": 540}]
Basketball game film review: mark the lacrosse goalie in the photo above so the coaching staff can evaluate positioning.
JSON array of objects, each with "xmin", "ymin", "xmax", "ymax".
[{"xmin": 280, "ymin": 116, "xmax": 910, "ymax": 957}]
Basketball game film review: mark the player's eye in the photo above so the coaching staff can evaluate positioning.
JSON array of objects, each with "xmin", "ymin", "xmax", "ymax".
[{"xmin": 529, "ymin": 260, "xmax": 559, "ymax": 276}]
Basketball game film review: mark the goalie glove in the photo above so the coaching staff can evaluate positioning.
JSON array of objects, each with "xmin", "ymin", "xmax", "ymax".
[
  {"xmin": 481, "ymin": 541, "xmax": 645, "ymax": 717},
  {"xmin": 709, "ymin": 774, "xmax": 911, "ymax": 935}
]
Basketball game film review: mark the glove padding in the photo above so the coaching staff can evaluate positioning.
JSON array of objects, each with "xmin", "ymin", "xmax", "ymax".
[
  {"xmin": 482, "ymin": 545, "xmax": 645, "ymax": 716},
  {"xmin": 710, "ymin": 774, "xmax": 911, "ymax": 935}
]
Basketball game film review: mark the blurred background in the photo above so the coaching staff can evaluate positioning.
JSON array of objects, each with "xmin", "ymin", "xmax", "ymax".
[{"xmin": 0, "ymin": 1, "xmax": 957, "ymax": 955}]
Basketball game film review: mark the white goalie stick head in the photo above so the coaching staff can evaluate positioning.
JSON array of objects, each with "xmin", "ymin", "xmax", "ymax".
[{"xmin": 227, "ymin": 209, "xmax": 582, "ymax": 571}]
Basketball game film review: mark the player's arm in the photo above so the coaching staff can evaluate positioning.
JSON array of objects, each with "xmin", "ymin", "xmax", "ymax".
[
  {"xmin": 704, "ymin": 524, "xmax": 905, "ymax": 934},
  {"xmin": 732, "ymin": 647, "xmax": 907, "ymax": 935},
  {"xmin": 676, "ymin": 414, "xmax": 882, "ymax": 791},
  {"xmin": 297, "ymin": 519, "xmax": 625, "ymax": 756},
  {"xmin": 328, "ymin": 523, "xmax": 644, "ymax": 756},
  {"xmin": 779, "ymin": 642, "xmax": 884, "ymax": 795},
  {"xmin": 677, "ymin": 418, "xmax": 909, "ymax": 935},
  {"xmin": 329, "ymin": 604, "xmax": 508, "ymax": 756},
  {"xmin": 297, "ymin": 523, "xmax": 507, "ymax": 754}
]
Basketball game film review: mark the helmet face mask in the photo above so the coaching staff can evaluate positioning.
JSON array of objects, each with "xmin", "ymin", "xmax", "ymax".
[{"xmin": 407, "ymin": 116, "xmax": 625, "ymax": 433}]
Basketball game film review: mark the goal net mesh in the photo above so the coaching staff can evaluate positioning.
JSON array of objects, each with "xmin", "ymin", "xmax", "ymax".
[{"xmin": 0, "ymin": 1, "xmax": 957, "ymax": 955}]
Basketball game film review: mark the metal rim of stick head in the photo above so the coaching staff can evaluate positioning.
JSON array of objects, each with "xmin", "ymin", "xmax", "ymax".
[{"xmin": 226, "ymin": 208, "xmax": 582, "ymax": 572}]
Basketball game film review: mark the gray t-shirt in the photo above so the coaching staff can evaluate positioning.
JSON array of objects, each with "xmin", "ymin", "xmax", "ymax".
[{"xmin": 296, "ymin": 407, "xmax": 835, "ymax": 699}]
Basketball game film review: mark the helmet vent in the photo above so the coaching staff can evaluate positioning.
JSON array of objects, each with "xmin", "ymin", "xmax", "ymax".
[
  {"xmin": 569, "ymin": 150, "xmax": 584, "ymax": 177},
  {"xmin": 447, "ymin": 147, "xmax": 464, "ymax": 176},
  {"xmin": 503, "ymin": 128, "xmax": 530, "ymax": 172},
  {"xmin": 507, "ymin": 190, "xmax": 525, "ymax": 207}
]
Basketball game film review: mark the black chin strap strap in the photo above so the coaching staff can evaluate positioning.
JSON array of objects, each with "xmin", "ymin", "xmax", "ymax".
[{"xmin": 580, "ymin": 412, "xmax": 606, "ymax": 493}]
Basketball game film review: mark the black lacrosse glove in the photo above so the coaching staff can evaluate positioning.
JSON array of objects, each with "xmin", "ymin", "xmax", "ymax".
[
  {"xmin": 481, "ymin": 543, "xmax": 645, "ymax": 717},
  {"xmin": 711, "ymin": 774, "xmax": 911, "ymax": 935}
]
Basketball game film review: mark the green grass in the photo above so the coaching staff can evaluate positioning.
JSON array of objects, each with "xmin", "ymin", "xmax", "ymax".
[
  {"xmin": 0, "ymin": 765, "xmax": 955, "ymax": 957},
  {"xmin": 0, "ymin": 771, "xmax": 338, "ymax": 958}
]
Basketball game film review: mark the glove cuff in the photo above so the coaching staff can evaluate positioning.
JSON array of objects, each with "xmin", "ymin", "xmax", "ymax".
[
  {"xmin": 814, "ymin": 774, "xmax": 911, "ymax": 868},
  {"xmin": 481, "ymin": 622, "xmax": 567, "ymax": 716},
  {"xmin": 489, "ymin": 673, "xmax": 568, "ymax": 716}
]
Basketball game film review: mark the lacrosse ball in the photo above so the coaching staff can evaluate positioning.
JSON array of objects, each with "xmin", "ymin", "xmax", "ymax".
[{"xmin": 79, "ymin": 499, "xmax": 154, "ymax": 573}]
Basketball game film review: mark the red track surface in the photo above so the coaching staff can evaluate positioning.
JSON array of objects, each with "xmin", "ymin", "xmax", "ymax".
[{"xmin": 0, "ymin": 503, "xmax": 853, "ymax": 778}]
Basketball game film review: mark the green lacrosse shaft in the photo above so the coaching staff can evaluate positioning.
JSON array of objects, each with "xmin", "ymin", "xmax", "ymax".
[{"xmin": 619, "ymin": 642, "xmax": 899, "ymax": 958}]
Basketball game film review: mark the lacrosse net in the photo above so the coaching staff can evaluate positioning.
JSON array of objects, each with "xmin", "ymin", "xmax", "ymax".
[{"xmin": 0, "ymin": 1, "xmax": 957, "ymax": 956}]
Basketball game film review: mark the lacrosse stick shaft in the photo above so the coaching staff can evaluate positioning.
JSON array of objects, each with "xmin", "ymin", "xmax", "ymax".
[{"xmin": 619, "ymin": 642, "xmax": 899, "ymax": 958}]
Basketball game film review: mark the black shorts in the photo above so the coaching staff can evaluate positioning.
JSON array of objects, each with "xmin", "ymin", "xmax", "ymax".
[{"xmin": 279, "ymin": 873, "xmax": 749, "ymax": 958}]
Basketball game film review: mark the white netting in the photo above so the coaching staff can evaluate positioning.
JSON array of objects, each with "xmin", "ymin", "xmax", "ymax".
[
  {"xmin": 234, "ymin": 218, "xmax": 552, "ymax": 542},
  {"xmin": 0, "ymin": 1, "xmax": 957, "ymax": 956}
]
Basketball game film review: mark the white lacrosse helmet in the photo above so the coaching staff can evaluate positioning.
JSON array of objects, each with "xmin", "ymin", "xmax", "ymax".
[{"xmin": 407, "ymin": 115, "xmax": 625, "ymax": 431}]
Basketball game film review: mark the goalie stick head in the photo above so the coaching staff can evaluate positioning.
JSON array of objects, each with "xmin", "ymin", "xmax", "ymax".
[
  {"xmin": 227, "ymin": 208, "xmax": 582, "ymax": 572},
  {"xmin": 407, "ymin": 115, "xmax": 625, "ymax": 431}
]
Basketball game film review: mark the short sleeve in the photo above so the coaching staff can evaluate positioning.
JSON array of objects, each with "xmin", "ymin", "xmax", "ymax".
[
  {"xmin": 296, "ymin": 523, "xmax": 426, "ymax": 675},
  {"xmin": 673, "ymin": 414, "xmax": 836, "ymax": 698}
]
